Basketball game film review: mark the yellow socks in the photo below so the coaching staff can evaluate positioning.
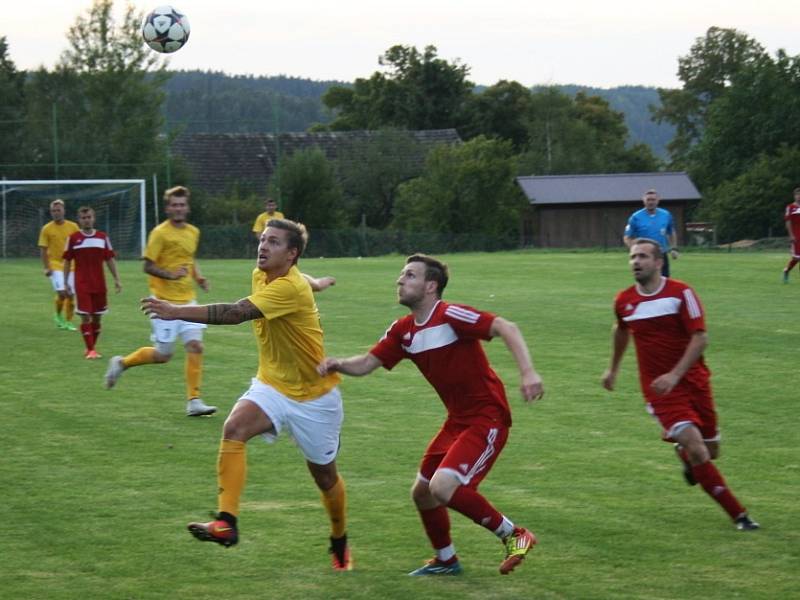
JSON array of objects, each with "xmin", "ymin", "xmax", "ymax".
[
  {"xmin": 320, "ymin": 475, "xmax": 347, "ymax": 538},
  {"xmin": 122, "ymin": 347, "xmax": 157, "ymax": 368},
  {"xmin": 185, "ymin": 351, "xmax": 203, "ymax": 399},
  {"xmin": 54, "ymin": 296, "xmax": 64, "ymax": 315},
  {"xmin": 64, "ymin": 297, "xmax": 74, "ymax": 321},
  {"xmin": 217, "ymin": 439, "xmax": 247, "ymax": 517}
]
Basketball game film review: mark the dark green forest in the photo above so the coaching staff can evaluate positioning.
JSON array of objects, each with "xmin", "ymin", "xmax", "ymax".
[{"xmin": 163, "ymin": 71, "xmax": 674, "ymax": 158}]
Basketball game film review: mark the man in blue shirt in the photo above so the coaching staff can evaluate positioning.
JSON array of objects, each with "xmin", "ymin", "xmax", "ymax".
[{"xmin": 624, "ymin": 189, "xmax": 679, "ymax": 276}]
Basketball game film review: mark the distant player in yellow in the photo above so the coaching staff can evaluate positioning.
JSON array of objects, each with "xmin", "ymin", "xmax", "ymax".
[
  {"xmin": 251, "ymin": 196, "xmax": 284, "ymax": 241},
  {"xmin": 104, "ymin": 186, "xmax": 216, "ymax": 417},
  {"xmin": 141, "ymin": 218, "xmax": 351, "ymax": 571},
  {"xmin": 38, "ymin": 199, "xmax": 79, "ymax": 331}
]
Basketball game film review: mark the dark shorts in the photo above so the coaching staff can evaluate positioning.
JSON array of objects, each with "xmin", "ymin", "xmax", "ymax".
[{"xmin": 75, "ymin": 289, "xmax": 108, "ymax": 315}]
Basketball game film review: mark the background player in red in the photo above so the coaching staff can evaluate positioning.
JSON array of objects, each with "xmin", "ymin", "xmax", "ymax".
[
  {"xmin": 782, "ymin": 187, "xmax": 800, "ymax": 283},
  {"xmin": 601, "ymin": 238, "xmax": 758, "ymax": 531},
  {"xmin": 63, "ymin": 206, "xmax": 122, "ymax": 359},
  {"xmin": 318, "ymin": 253, "xmax": 544, "ymax": 576}
]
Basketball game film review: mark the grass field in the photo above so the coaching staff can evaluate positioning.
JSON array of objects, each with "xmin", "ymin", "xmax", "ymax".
[{"xmin": 2, "ymin": 251, "xmax": 798, "ymax": 599}]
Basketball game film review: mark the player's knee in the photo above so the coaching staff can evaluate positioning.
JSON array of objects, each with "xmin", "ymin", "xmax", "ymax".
[
  {"xmin": 152, "ymin": 350, "xmax": 172, "ymax": 363},
  {"xmin": 428, "ymin": 472, "xmax": 459, "ymax": 504},
  {"xmin": 185, "ymin": 340, "xmax": 203, "ymax": 353}
]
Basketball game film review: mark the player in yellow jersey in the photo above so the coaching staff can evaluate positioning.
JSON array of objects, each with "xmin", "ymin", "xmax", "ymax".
[
  {"xmin": 141, "ymin": 218, "xmax": 351, "ymax": 571},
  {"xmin": 104, "ymin": 186, "xmax": 216, "ymax": 417},
  {"xmin": 251, "ymin": 196, "xmax": 284, "ymax": 241},
  {"xmin": 38, "ymin": 199, "xmax": 80, "ymax": 330}
]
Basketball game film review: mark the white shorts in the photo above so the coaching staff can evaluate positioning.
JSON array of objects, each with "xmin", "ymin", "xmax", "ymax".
[
  {"xmin": 149, "ymin": 300, "xmax": 206, "ymax": 351},
  {"xmin": 239, "ymin": 378, "xmax": 343, "ymax": 465},
  {"xmin": 49, "ymin": 271, "xmax": 74, "ymax": 293}
]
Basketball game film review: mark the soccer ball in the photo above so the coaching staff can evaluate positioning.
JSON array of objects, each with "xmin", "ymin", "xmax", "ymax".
[{"xmin": 142, "ymin": 5, "xmax": 190, "ymax": 53}]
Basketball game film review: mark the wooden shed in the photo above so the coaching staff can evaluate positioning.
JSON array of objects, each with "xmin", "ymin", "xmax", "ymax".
[{"xmin": 515, "ymin": 172, "xmax": 702, "ymax": 248}]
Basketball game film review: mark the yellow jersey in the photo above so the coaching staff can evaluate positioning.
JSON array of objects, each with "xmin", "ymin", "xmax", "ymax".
[
  {"xmin": 247, "ymin": 265, "xmax": 340, "ymax": 401},
  {"xmin": 38, "ymin": 220, "xmax": 79, "ymax": 270},
  {"xmin": 252, "ymin": 211, "xmax": 285, "ymax": 234},
  {"xmin": 143, "ymin": 220, "xmax": 200, "ymax": 303}
]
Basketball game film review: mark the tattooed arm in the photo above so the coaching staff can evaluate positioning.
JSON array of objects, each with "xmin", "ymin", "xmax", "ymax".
[{"xmin": 141, "ymin": 297, "xmax": 262, "ymax": 325}]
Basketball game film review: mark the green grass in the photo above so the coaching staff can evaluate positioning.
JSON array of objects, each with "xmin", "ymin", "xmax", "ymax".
[{"xmin": 2, "ymin": 251, "xmax": 797, "ymax": 599}]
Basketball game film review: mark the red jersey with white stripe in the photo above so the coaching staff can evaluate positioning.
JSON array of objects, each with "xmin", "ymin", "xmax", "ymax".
[
  {"xmin": 63, "ymin": 230, "xmax": 115, "ymax": 293},
  {"xmin": 614, "ymin": 277, "xmax": 709, "ymax": 401},
  {"xmin": 785, "ymin": 202, "xmax": 800, "ymax": 238},
  {"xmin": 370, "ymin": 300, "xmax": 511, "ymax": 426}
]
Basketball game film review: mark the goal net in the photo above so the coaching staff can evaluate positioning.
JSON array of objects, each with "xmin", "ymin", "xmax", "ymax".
[{"xmin": 1, "ymin": 179, "xmax": 147, "ymax": 259}]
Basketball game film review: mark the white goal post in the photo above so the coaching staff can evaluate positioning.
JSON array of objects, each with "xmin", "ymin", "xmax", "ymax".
[{"xmin": 1, "ymin": 179, "xmax": 147, "ymax": 259}]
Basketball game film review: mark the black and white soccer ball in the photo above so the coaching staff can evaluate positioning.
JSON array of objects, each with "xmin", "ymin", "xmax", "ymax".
[{"xmin": 142, "ymin": 5, "xmax": 190, "ymax": 54}]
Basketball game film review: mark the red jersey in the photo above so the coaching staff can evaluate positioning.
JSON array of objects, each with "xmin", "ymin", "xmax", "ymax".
[
  {"xmin": 614, "ymin": 278, "xmax": 709, "ymax": 401},
  {"xmin": 785, "ymin": 202, "xmax": 800, "ymax": 238},
  {"xmin": 63, "ymin": 230, "xmax": 115, "ymax": 293},
  {"xmin": 370, "ymin": 300, "xmax": 511, "ymax": 426}
]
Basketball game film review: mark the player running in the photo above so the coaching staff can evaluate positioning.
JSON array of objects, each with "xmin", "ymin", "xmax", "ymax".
[
  {"xmin": 782, "ymin": 187, "xmax": 800, "ymax": 283},
  {"xmin": 318, "ymin": 253, "xmax": 544, "ymax": 576},
  {"xmin": 601, "ymin": 238, "xmax": 759, "ymax": 531}
]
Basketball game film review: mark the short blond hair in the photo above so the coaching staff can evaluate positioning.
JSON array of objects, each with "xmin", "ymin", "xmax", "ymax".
[
  {"xmin": 50, "ymin": 199, "xmax": 65, "ymax": 209},
  {"xmin": 163, "ymin": 185, "xmax": 190, "ymax": 205}
]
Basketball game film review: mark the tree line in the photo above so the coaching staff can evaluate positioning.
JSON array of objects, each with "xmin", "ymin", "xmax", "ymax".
[{"xmin": 1, "ymin": 0, "xmax": 795, "ymax": 243}]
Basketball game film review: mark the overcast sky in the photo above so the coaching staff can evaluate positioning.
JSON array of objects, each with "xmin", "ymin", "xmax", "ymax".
[{"xmin": 5, "ymin": 0, "xmax": 799, "ymax": 88}]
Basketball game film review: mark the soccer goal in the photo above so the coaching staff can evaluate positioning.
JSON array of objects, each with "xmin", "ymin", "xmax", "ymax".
[{"xmin": 1, "ymin": 179, "xmax": 147, "ymax": 259}]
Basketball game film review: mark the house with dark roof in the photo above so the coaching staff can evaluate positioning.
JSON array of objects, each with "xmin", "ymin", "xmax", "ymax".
[
  {"xmin": 171, "ymin": 129, "xmax": 462, "ymax": 196},
  {"xmin": 515, "ymin": 172, "xmax": 702, "ymax": 248}
]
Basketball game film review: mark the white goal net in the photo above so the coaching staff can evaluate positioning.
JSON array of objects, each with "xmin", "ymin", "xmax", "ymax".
[{"xmin": 1, "ymin": 179, "xmax": 147, "ymax": 259}]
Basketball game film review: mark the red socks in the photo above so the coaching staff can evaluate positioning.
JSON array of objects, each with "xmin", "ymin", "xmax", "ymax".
[
  {"xmin": 447, "ymin": 486, "xmax": 503, "ymax": 532},
  {"xmin": 418, "ymin": 505, "xmax": 452, "ymax": 550},
  {"xmin": 691, "ymin": 461, "xmax": 746, "ymax": 519},
  {"xmin": 80, "ymin": 323, "xmax": 95, "ymax": 351}
]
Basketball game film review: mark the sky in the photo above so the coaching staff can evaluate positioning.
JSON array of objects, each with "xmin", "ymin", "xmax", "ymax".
[{"xmin": 5, "ymin": 0, "xmax": 800, "ymax": 89}]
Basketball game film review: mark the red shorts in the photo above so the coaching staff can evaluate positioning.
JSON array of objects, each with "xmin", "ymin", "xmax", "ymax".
[
  {"xmin": 791, "ymin": 239, "xmax": 800, "ymax": 258},
  {"xmin": 645, "ymin": 379, "xmax": 718, "ymax": 442},
  {"xmin": 75, "ymin": 289, "xmax": 108, "ymax": 315},
  {"xmin": 418, "ymin": 419, "xmax": 509, "ymax": 489}
]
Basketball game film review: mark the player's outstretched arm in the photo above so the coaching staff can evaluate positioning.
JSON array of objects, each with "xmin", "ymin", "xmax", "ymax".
[
  {"xmin": 490, "ymin": 317, "xmax": 544, "ymax": 403},
  {"xmin": 141, "ymin": 297, "xmax": 261, "ymax": 325},
  {"xmin": 601, "ymin": 323, "xmax": 630, "ymax": 391},
  {"xmin": 318, "ymin": 353, "xmax": 381, "ymax": 377},
  {"xmin": 303, "ymin": 273, "xmax": 336, "ymax": 292}
]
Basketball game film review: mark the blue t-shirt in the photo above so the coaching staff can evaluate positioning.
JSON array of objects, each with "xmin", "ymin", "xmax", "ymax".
[{"xmin": 624, "ymin": 208, "xmax": 674, "ymax": 251}]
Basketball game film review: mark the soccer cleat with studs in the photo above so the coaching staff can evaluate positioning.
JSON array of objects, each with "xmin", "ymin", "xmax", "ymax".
[
  {"xmin": 329, "ymin": 534, "xmax": 353, "ymax": 571},
  {"xmin": 85, "ymin": 349, "xmax": 102, "ymax": 360},
  {"xmin": 408, "ymin": 557, "xmax": 463, "ymax": 576},
  {"xmin": 104, "ymin": 356, "xmax": 125, "ymax": 389},
  {"xmin": 499, "ymin": 527, "xmax": 537, "ymax": 575},
  {"xmin": 735, "ymin": 514, "xmax": 760, "ymax": 531},
  {"xmin": 186, "ymin": 398, "xmax": 217, "ymax": 417},
  {"xmin": 187, "ymin": 518, "xmax": 239, "ymax": 547}
]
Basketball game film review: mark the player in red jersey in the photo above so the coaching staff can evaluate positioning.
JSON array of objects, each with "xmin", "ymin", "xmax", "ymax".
[
  {"xmin": 318, "ymin": 254, "xmax": 544, "ymax": 576},
  {"xmin": 601, "ymin": 238, "xmax": 758, "ymax": 531},
  {"xmin": 782, "ymin": 187, "xmax": 800, "ymax": 283},
  {"xmin": 63, "ymin": 206, "xmax": 122, "ymax": 359}
]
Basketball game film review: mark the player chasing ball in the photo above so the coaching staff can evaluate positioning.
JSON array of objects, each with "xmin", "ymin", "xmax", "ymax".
[
  {"xmin": 601, "ymin": 238, "xmax": 759, "ymax": 531},
  {"xmin": 317, "ymin": 254, "xmax": 544, "ymax": 575},
  {"xmin": 141, "ymin": 219, "xmax": 350, "ymax": 571},
  {"xmin": 63, "ymin": 207, "xmax": 121, "ymax": 359}
]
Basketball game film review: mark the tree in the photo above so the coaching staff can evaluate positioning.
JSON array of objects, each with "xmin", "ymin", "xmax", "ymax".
[
  {"xmin": 323, "ymin": 45, "xmax": 473, "ymax": 131},
  {"xmin": 689, "ymin": 50, "xmax": 800, "ymax": 188},
  {"xmin": 519, "ymin": 88, "xmax": 658, "ymax": 175},
  {"xmin": 392, "ymin": 136, "xmax": 526, "ymax": 240},
  {"xmin": 24, "ymin": 0, "xmax": 170, "ymax": 179},
  {"xmin": 459, "ymin": 80, "xmax": 534, "ymax": 150},
  {"xmin": 698, "ymin": 146, "xmax": 800, "ymax": 242},
  {"xmin": 335, "ymin": 129, "xmax": 424, "ymax": 228},
  {"xmin": 275, "ymin": 148, "xmax": 344, "ymax": 229},
  {"xmin": 0, "ymin": 36, "xmax": 26, "ymax": 177},
  {"xmin": 653, "ymin": 27, "xmax": 768, "ymax": 166}
]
